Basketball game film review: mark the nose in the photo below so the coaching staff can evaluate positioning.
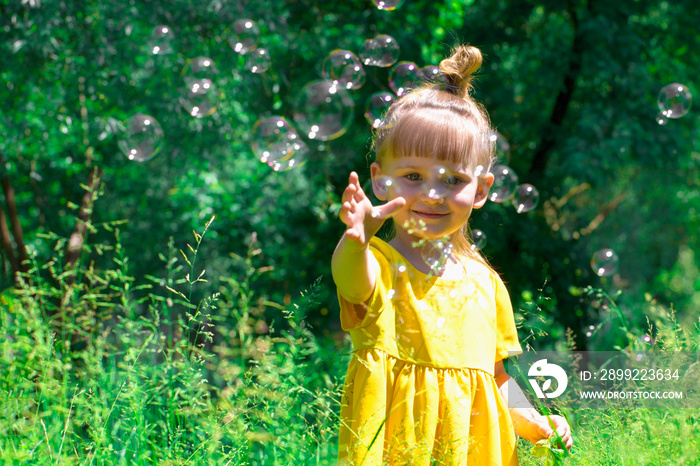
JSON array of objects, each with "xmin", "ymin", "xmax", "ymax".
[{"xmin": 422, "ymin": 183, "xmax": 447, "ymax": 202}]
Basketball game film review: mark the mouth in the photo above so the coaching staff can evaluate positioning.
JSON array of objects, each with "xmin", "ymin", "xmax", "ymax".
[{"xmin": 412, "ymin": 210, "xmax": 449, "ymax": 219}]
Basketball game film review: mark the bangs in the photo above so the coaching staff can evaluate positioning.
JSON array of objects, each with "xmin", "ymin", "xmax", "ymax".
[{"xmin": 377, "ymin": 106, "xmax": 491, "ymax": 169}]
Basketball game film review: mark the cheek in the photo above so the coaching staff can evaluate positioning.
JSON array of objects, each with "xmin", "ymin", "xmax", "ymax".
[
  {"xmin": 452, "ymin": 190, "xmax": 477, "ymax": 207},
  {"xmin": 389, "ymin": 181, "xmax": 415, "ymax": 200}
]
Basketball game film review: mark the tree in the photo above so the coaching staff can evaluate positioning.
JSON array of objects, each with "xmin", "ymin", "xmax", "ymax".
[{"xmin": 1, "ymin": 0, "xmax": 698, "ymax": 349}]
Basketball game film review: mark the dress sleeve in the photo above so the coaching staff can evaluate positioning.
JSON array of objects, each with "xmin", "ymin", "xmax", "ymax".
[
  {"xmin": 338, "ymin": 239, "xmax": 393, "ymax": 331},
  {"xmin": 493, "ymin": 273, "xmax": 523, "ymax": 361}
]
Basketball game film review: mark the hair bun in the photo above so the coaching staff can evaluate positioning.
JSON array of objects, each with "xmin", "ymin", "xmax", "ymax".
[{"xmin": 439, "ymin": 45, "xmax": 483, "ymax": 98}]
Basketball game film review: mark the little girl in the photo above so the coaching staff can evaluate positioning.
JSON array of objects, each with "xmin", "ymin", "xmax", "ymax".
[{"xmin": 332, "ymin": 45, "xmax": 573, "ymax": 465}]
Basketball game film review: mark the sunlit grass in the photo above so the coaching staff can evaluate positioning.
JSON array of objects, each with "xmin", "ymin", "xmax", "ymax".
[
  {"xmin": 0, "ymin": 217, "xmax": 345, "ymax": 464},
  {"xmin": 1, "ymin": 216, "xmax": 698, "ymax": 464}
]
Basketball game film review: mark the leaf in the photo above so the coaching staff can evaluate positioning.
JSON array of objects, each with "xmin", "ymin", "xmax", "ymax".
[{"xmin": 531, "ymin": 438, "xmax": 569, "ymax": 466}]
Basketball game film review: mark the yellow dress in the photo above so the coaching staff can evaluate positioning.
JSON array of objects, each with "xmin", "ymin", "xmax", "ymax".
[{"xmin": 338, "ymin": 237, "xmax": 522, "ymax": 465}]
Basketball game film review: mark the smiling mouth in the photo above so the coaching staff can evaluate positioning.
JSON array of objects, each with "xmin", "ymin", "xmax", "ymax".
[{"xmin": 413, "ymin": 211, "xmax": 448, "ymax": 219}]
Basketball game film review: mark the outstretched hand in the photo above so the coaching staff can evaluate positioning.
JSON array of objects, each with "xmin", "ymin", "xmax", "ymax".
[{"xmin": 339, "ymin": 171, "xmax": 405, "ymax": 247}]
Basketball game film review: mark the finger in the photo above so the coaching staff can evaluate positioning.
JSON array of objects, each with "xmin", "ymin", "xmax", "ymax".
[
  {"xmin": 352, "ymin": 183, "xmax": 368, "ymax": 204},
  {"xmin": 339, "ymin": 202, "xmax": 353, "ymax": 225},
  {"xmin": 348, "ymin": 171, "xmax": 361, "ymax": 189},
  {"xmin": 552, "ymin": 425, "xmax": 573, "ymax": 450},
  {"xmin": 557, "ymin": 431, "xmax": 573, "ymax": 450},
  {"xmin": 553, "ymin": 418, "xmax": 570, "ymax": 436},
  {"xmin": 354, "ymin": 171, "xmax": 364, "ymax": 190},
  {"xmin": 342, "ymin": 183, "xmax": 357, "ymax": 203},
  {"xmin": 345, "ymin": 228, "xmax": 361, "ymax": 240},
  {"xmin": 377, "ymin": 196, "xmax": 406, "ymax": 218},
  {"xmin": 340, "ymin": 200, "xmax": 361, "ymax": 223}
]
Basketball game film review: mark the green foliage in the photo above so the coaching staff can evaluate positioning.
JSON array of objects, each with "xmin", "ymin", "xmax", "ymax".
[
  {"xmin": 2, "ymin": 0, "xmax": 700, "ymax": 344},
  {"xmin": 0, "ymin": 218, "xmax": 347, "ymax": 464},
  {"xmin": 530, "ymin": 436, "xmax": 570, "ymax": 466},
  {"xmin": 514, "ymin": 289, "xmax": 700, "ymax": 466},
  {"xmin": 2, "ymin": 0, "xmax": 700, "ymax": 463}
]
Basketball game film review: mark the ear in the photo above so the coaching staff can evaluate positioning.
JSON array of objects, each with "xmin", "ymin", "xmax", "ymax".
[
  {"xmin": 473, "ymin": 172, "xmax": 494, "ymax": 209},
  {"xmin": 370, "ymin": 162, "xmax": 388, "ymax": 201}
]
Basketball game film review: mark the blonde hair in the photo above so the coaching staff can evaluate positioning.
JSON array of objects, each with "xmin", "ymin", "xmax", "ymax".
[{"xmin": 372, "ymin": 45, "xmax": 496, "ymax": 266}]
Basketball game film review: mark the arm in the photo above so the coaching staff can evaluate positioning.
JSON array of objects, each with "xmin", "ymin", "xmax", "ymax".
[
  {"xmin": 332, "ymin": 231, "xmax": 378, "ymax": 304},
  {"xmin": 332, "ymin": 171, "xmax": 405, "ymax": 306},
  {"xmin": 494, "ymin": 360, "xmax": 573, "ymax": 450}
]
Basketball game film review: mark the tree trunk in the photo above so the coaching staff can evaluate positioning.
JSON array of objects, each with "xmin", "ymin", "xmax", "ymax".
[
  {"xmin": 0, "ymin": 151, "xmax": 29, "ymax": 282},
  {"xmin": 64, "ymin": 165, "xmax": 104, "ymax": 285},
  {"xmin": 528, "ymin": 1, "xmax": 590, "ymax": 179}
]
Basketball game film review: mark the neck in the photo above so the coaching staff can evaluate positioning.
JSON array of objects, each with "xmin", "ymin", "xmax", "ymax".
[{"xmin": 388, "ymin": 234, "xmax": 464, "ymax": 278}]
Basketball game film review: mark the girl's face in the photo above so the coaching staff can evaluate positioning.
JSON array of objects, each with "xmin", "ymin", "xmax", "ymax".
[{"xmin": 371, "ymin": 155, "xmax": 494, "ymax": 245}]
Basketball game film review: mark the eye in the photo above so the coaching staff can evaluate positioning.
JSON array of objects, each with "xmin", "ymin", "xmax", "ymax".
[
  {"xmin": 405, "ymin": 173, "xmax": 422, "ymax": 181},
  {"xmin": 443, "ymin": 175, "xmax": 463, "ymax": 186}
]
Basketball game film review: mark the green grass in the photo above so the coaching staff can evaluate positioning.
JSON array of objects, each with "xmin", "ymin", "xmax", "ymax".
[
  {"xmin": 0, "ymin": 218, "xmax": 345, "ymax": 464},
  {"xmin": 1, "ymin": 217, "xmax": 698, "ymax": 465}
]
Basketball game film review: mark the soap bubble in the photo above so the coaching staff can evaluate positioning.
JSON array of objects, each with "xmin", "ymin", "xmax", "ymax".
[
  {"xmin": 585, "ymin": 324, "xmax": 596, "ymax": 338},
  {"xmin": 364, "ymin": 91, "xmax": 396, "ymax": 128},
  {"xmin": 268, "ymin": 141, "xmax": 309, "ymax": 172},
  {"xmin": 118, "ymin": 113, "xmax": 164, "ymax": 162},
  {"xmin": 655, "ymin": 112, "xmax": 668, "ymax": 125},
  {"xmin": 182, "ymin": 58, "xmax": 219, "ymax": 116},
  {"xmin": 362, "ymin": 178, "xmax": 383, "ymax": 206},
  {"xmin": 229, "ymin": 19, "xmax": 259, "ymax": 54},
  {"xmin": 371, "ymin": 0, "xmax": 405, "ymax": 10},
  {"xmin": 512, "ymin": 184, "xmax": 539, "ymax": 213},
  {"xmin": 657, "ymin": 83, "xmax": 692, "ymax": 119},
  {"xmin": 293, "ymin": 80, "xmax": 354, "ymax": 141},
  {"xmin": 245, "ymin": 48, "xmax": 270, "ymax": 73},
  {"xmin": 639, "ymin": 334, "xmax": 656, "ymax": 347},
  {"xmin": 359, "ymin": 34, "xmax": 400, "ymax": 67},
  {"xmin": 251, "ymin": 116, "xmax": 296, "ymax": 161},
  {"xmin": 322, "ymin": 50, "xmax": 366, "ymax": 90},
  {"xmin": 426, "ymin": 168, "xmax": 448, "ymax": 201},
  {"xmin": 470, "ymin": 229, "xmax": 487, "ymax": 250},
  {"xmin": 591, "ymin": 248, "xmax": 619, "ymax": 277},
  {"xmin": 389, "ymin": 61, "xmax": 420, "ymax": 97},
  {"xmin": 590, "ymin": 296, "xmax": 611, "ymax": 311},
  {"xmin": 488, "ymin": 130, "xmax": 511, "ymax": 164},
  {"xmin": 419, "ymin": 65, "xmax": 442, "ymax": 82},
  {"xmin": 420, "ymin": 239, "xmax": 454, "ymax": 274},
  {"xmin": 489, "ymin": 165, "xmax": 518, "ymax": 203},
  {"xmin": 394, "ymin": 261, "xmax": 408, "ymax": 275},
  {"xmin": 181, "ymin": 78, "xmax": 218, "ymax": 118},
  {"xmin": 374, "ymin": 175, "xmax": 404, "ymax": 199},
  {"xmin": 251, "ymin": 117, "xmax": 307, "ymax": 171},
  {"xmin": 149, "ymin": 25, "xmax": 175, "ymax": 55},
  {"xmin": 183, "ymin": 56, "xmax": 218, "ymax": 80}
]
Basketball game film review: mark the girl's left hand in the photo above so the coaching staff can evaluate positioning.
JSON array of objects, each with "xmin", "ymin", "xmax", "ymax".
[{"xmin": 534, "ymin": 414, "xmax": 573, "ymax": 451}]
